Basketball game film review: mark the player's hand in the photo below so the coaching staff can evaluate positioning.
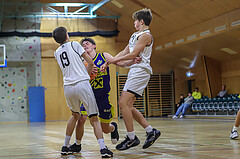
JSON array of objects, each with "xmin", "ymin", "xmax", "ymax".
[
  {"xmin": 100, "ymin": 62, "xmax": 108, "ymax": 72},
  {"xmin": 91, "ymin": 65, "xmax": 98, "ymax": 75},
  {"xmin": 133, "ymin": 56, "xmax": 142, "ymax": 64}
]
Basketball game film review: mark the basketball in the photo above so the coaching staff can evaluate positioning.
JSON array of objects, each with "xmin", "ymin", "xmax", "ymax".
[
  {"xmin": 90, "ymin": 66, "xmax": 98, "ymax": 80},
  {"xmin": 84, "ymin": 62, "xmax": 98, "ymax": 80}
]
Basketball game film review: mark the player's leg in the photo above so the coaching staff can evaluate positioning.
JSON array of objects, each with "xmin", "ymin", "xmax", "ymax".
[
  {"xmin": 97, "ymin": 94, "xmax": 119, "ymax": 144},
  {"xmin": 79, "ymin": 81, "xmax": 113, "ymax": 158},
  {"xmin": 129, "ymin": 96, "xmax": 161, "ymax": 149},
  {"xmin": 116, "ymin": 91, "xmax": 140, "ymax": 151},
  {"xmin": 61, "ymin": 112, "xmax": 81, "ymax": 155},
  {"xmin": 89, "ymin": 115, "xmax": 113, "ymax": 157},
  {"xmin": 70, "ymin": 114, "xmax": 87, "ymax": 153},
  {"xmin": 128, "ymin": 97, "xmax": 149, "ymax": 128},
  {"xmin": 101, "ymin": 122, "xmax": 114, "ymax": 134},
  {"xmin": 100, "ymin": 122, "xmax": 119, "ymax": 144},
  {"xmin": 230, "ymin": 110, "xmax": 240, "ymax": 139},
  {"xmin": 61, "ymin": 84, "xmax": 81, "ymax": 155}
]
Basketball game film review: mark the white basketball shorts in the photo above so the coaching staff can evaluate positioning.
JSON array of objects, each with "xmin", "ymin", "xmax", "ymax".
[
  {"xmin": 64, "ymin": 80, "xmax": 99, "ymax": 117},
  {"xmin": 123, "ymin": 67, "xmax": 150, "ymax": 97}
]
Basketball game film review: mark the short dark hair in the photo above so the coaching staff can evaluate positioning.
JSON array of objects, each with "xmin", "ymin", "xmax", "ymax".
[
  {"xmin": 195, "ymin": 87, "xmax": 199, "ymax": 90},
  {"xmin": 188, "ymin": 92, "xmax": 192, "ymax": 94},
  {"xmin": 132, "ymin": 8, "xmax": 152, "ymax": 26},
  {"xmin": 180, "ymin": 94, "xmax": 184, "ymax": 96},
  {"xmin": 52, "ymin": 27, "xmax": 67, "ymax": 44},
  {"xmin": 80, "ymin": 37, "xmax": 96, "ymax": 46}
]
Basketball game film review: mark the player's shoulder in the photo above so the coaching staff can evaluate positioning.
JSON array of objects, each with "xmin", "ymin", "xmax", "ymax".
[
  {"xmin": 55, "ymin": 45, "xmax": 62, "ymax": 54},
  {"xmin": 139, "ymin": 31, "xmax": 152, "ymax": 41},
  {"xmin": 71, "ymin": 41, "xmax": 81, "ymax": 46},
  {"xmin": 141, "ymin": 30, "xmax": 151, "ymax": 37},
  {"xmin": 102, "ymin": 52, "xmax": 113, "ymax": 60}
]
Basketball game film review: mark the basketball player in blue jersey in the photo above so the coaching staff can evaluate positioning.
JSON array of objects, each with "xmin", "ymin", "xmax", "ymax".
[
  {"xmin": 69, "ymin": 37, "xmax": 142, "ymax": 152},
  {"xmin": 101, "ymin": 8, "xmax": 161, "ymax": 151},
  {"xmin": 52, "ymin": 27, "xmax": 113, "ymax": 158}
]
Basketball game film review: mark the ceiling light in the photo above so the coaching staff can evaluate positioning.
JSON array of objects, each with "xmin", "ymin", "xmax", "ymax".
[
  {"xmin": 165, "ymin": 42, "xmax": 172, "ymax": 48},
  {"xmin": 221, "ymin": 48, "xmax": 237, "ymax": 55},
  {"xmin": 111, "ymin": 0, "xmax": 123, "ymax": 8},
  {"xmin": 181, "ymin": 57, "xmax": 192, "ymax": 63},
  {"xmin": 155, "ymin": 46, "xmax": 162, "ymax": 51}
]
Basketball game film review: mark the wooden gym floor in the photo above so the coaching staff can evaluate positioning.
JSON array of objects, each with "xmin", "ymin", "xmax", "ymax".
[{"xmin": 0, "ymin": 118, "xmax": 239, "ymax": 159}]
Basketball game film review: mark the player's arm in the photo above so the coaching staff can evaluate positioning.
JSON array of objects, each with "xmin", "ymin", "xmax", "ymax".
[
  {"xmin": 114, "ymin": 45, "xmax": 130, "ymax": 58},
  {"xmin": 103, "ymin": 52, "xmax": 126, "ymax": 67},
  {"xmin": 102, "ymin": 52, "xmax": 142, "ymax": 68},
  {"xmin": 81, "ymin": 52, "xmax": 94, "ymax": 75},
  {"xmin": 109, "ymin": 33, "xmax": 151, "ymax": 64}
]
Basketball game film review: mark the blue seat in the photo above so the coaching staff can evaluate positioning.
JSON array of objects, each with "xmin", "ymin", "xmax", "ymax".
[
  {"xmin": 222, "ymin": 97, "xmax": 227, "ymax": 102},
  {"xmin": 213, "ymin": 102, "xmax": 218, "ymax": 111},
  {"xmin": 216, "ymin": 98, "xmax": 221, "ymax": 102},
  {"xmin": 233, "ymin": 101, "xmax": 239, "ymax": 111},
  {"xmin": 218, "ymin": 102, "xmax": 223, "ymax": 111},
  {"xmin": 223, "ymin": 102, "xmax": 228, "ymax": 111},
  {"xmin": 196, "ymin": 103, "xmax": 201, "ymax": 111},
  {"xmin": 192, "ymin": 103, "xmax": 197, "ymax": 111},
  {"xmin": 204, "ymin": 102, "xmax": 209, "ymax": 111},
  {"xmin": 200, "ymin": 102, "xmax": 205, "ymax": 111},
  {"xmin": 208, "ymin": 102, "xmax": 214, "ymax": 111},
  {"xmin": 228, "ymin": 101, "xmax": 234, "ymax": 111}
]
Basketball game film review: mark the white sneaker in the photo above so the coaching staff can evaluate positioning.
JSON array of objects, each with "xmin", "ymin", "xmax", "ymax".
[
  {"xmin": 172, "ymin": 115, "xmax": 177, "ymax": 118},
  {"xmin": 180, "ymin": 115, "xmax": 184, "ymax": 118},
  {"xmin": 230, "ymin": 130, "xmax": 238, "ymax": 140}
]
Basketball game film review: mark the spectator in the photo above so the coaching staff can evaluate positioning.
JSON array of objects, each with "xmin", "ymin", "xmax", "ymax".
[
  {"xmin": 172, "ymin": 92, "xmax": 194, "ymax": 118},
  {"xmin": 216, "ymin": 85, "xmax": 228, "ymax": 98},
  {"xmin": 175, "ymin": 94, "xmax": 184, "ymax": 113},
  {"xmin": 192, "ymin": 87, "xmax": 201, "ymax": 99}
]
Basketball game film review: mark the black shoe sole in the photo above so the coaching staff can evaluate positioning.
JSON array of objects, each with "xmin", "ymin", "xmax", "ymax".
[
  {"xmin": 101, "ymin": 154, "xmax": 113, "ymax": 158},
  {"xmin": 61, "ymin": 152, "xmax": 73, "ymax": 155},
  {"xmin": 142, "ymin": 131, "xmax": 161, "ymax": 149}
]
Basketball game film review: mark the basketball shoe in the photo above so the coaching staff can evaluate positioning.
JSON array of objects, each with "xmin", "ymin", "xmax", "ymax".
[
  {"xmin": 142, "ymin": 128, "xmax": 161, "ymax": 149},
  {"xmin": 116, "ymin": 135, "xmax": 140, "ymax": 151}
]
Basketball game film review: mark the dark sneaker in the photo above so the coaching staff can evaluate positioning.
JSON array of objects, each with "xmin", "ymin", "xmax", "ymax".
[
  {"xmin": 61, "ymin": 146, "xmax": 73, "ymax": 155},
  {"xmin": 142, "ymin": 128, "xmax": 161, "ymax": 149},
  {"xmin": 69, "ymin": 143, "xmax": 81, "ymax": 153},
  {"xmin": 116, "ymin": 135, "xmax": 140, "ymax": 151},
  {"xmin": 100, "ymin": 147, "xmax": 113, "ymax": 158},
  {"xmin": 110, "ymin": 122, "xmax": 119, "ymax": 144}
]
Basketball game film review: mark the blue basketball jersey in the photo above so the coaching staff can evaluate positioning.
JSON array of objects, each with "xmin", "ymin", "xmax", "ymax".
[{"xmin": 90, "ymin": 53, "xmax": 110, "ymax": 96}]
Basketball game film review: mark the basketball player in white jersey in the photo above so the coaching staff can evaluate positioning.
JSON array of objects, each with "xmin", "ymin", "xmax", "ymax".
[
  {"xmin": 101, "ymin": 8, "xmax": 161, "ymax": 151},
  {"xmin": 52, "ymin": 27, "xmax": 113, "ymax": 158}
]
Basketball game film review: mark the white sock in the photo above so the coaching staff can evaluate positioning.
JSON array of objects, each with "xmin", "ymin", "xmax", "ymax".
[
  {"xmin": 145, "ymin": 125, "xmax": 153, "ymax": 133},
  {"xmin": 233, "ymin": 126, "xmax": 238, "ymax": 131},
  {"xmin": 76, "ymin": 139, "xmax": 81, "ymax": 145},
  {"xmin": 98, "ymin": 138, "xmax": 106, "ymax": 150},
  {"xmin": 63, "ymin": 135, "xmax": 71, "ymax": 147},
  {"xmin": 127, "ymin": 131, "xmax": 135, "ymax": 140}
]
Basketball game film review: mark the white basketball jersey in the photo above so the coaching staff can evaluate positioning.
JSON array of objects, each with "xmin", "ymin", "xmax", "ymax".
[
  {"xmin": 129, "ymin": 29, "xmax": 153, "ymax": 74},
  {"xmin": 54, "ymin": 41, "xmax": 90, "ymax": 86}
]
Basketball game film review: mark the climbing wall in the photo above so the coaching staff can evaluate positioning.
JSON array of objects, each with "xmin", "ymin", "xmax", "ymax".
[
  {"xmin": 0, "ymin": 0, "xmax": 42, "ymax": 122},
  {"xmin": 0, "ymin": 67, "xmax": 27, "ymax": 122}
]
